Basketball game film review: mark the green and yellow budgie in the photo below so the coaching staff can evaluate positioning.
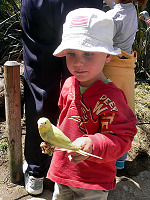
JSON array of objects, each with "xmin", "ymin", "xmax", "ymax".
[{"xmin": 38, "ymin": 117, "xmax": 102, "ymax": 159}]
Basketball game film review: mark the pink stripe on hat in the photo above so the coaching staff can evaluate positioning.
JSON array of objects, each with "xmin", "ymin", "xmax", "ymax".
[{"xmin": 70, "ymin": 16, "xmax": 89, "ymax": 27}]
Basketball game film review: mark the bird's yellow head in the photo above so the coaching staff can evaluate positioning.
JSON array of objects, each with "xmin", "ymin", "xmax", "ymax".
[{"xmin": 37, "ymin": 117, "xmax": 52, "ymax": 134}]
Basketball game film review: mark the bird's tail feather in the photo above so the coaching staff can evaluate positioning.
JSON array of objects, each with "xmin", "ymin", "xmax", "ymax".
[
  {"xmin": 77, "ymin": 149, "xmax": 102, "ymax": 159},
  {"xmin": 55, "ymin": 148, "xmax": 102, "ymax": 159}
]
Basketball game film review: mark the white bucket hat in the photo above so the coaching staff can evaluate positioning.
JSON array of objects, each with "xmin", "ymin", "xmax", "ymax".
[{"xmin": 53, "ymin": 8, "xmax": 121, "ymax": 57}]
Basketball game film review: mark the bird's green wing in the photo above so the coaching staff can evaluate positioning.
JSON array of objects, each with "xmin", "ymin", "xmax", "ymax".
[{"xmin": 50, "ymin": 124, "xmax": 80, "ymax": 151}]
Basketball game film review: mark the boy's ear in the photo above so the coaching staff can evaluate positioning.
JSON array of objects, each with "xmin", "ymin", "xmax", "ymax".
[{"xmin": 105, "ymin": 54, "xmax": 112, "ymax": 63}]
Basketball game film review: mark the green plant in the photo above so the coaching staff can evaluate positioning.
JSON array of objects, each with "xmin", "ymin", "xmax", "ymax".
[
  {"xmin": 0, "ymin": 0, "xmax": 20, "ymax": 19},
  {"xmin": 133, "ymin": 5, "xmax": 150, "ymax": 81},
  {"xmin": 133, "ymin": 24, "xmax": 150, "ymax": 80},
  {"xmin": 0, "ymin": 142, "xmax": 8, "ymax": 152},
  {"xmin": 0, "ymin": 0, "xmax": 22, "ymax": 65}
]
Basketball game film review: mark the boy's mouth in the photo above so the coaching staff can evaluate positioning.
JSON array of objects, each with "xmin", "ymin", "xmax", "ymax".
[{"xmin": 75, "ymin": 71, "xmax": 87, "ymax": 74}]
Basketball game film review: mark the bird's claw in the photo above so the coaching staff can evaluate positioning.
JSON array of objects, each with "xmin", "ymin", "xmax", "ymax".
[{"xmin": 40, "ymin": 142, "xmax": 55, "ymax": 156}]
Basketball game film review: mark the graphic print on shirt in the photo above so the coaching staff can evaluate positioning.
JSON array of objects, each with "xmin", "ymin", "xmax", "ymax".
[{"xmin": 68, "ymin": 94, "xmax": 118, "ymax": 134}]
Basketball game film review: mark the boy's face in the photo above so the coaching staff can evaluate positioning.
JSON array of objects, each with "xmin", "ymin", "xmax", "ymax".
[{"xmin": 66, "ymin": 49, "xmax": 112, "ymax": 87}]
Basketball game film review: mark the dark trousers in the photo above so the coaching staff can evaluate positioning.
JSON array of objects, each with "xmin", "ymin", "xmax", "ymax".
[{"xmin": 21, "ymin": 0, "xmax": 103, "ymax": 178}]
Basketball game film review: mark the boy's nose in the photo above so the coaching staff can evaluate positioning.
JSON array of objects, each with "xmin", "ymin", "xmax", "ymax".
[{"xmin": 74, "ymin": 56, "xmax": 84, "ymax": 67}]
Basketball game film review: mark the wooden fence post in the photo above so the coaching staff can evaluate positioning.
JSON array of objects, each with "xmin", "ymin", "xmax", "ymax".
[{"xmin": 4, "ymin": 61, "xmax": 23, "ymax": 183}]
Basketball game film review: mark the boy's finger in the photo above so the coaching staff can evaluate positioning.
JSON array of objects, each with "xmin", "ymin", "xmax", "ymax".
[{"xmin": 67, "ymin": 150, "xmax": 79, "ymax": 155}]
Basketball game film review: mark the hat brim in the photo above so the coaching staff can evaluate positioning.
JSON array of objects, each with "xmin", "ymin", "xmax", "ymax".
[{"xmin": 53, "ymin": 35, "xmax": 121, "ymax": 57}]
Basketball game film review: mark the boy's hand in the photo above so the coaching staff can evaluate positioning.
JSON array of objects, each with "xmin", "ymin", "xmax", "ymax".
[{"xmin": 67, "ymin": 137, "xmax": 93, "ymax": 164}]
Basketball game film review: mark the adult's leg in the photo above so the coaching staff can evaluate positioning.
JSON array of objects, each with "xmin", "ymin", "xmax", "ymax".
[
  {"xmin": 21, "ymin": 0, "xmax": 62, "ymax": 178},
  {"xmin": 23, "ymin": 46, "xmax": 62, "ymax": 177}
]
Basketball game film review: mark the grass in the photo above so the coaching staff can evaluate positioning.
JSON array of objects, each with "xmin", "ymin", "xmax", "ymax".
[{"xmin": 135, "ymin": 82, "xmax": 150, "ymax": 123}]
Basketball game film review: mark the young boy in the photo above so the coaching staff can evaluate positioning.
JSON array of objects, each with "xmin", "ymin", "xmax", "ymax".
[{"xmin": 47, "ymin": 8, "xmax": 137, "ymax": 199}]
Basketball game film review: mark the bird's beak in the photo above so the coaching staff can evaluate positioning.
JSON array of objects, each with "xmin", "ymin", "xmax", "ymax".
[{"xmin": 37, "ymin": 122, "xmax": 42, "ymax": 130}]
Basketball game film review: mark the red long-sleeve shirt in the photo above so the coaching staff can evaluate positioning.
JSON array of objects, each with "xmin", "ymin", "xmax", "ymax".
[{"xmin": 48, "ymin": 76, "xmax": 137, "ymax": 190}]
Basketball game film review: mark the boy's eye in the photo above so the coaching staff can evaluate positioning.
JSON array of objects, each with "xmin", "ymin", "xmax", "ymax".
[
  {"xmin": 67, "ymin": 52, "xmax": 75, "ymax": 56},
  {"xmin": 84, "ymin": 52, "xmax": 94, "ymax": 56}
]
